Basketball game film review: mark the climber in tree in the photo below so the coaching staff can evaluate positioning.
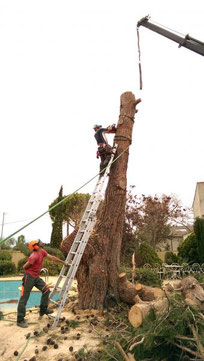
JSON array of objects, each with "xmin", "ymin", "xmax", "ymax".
[{"xmin": 93, "ymin": 124, "xmax": 117, "ymax": 176}]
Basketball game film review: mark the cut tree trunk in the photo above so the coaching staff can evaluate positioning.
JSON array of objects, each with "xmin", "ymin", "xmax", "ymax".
[
  {"xmin": 128, "ymin": 298, "xmax": 168, "ymax": 328},
  {"xmin": 118, "ymin": 272, "xmax": 165, "ymax": 304},
  {"xmin": 180, "ymin": 276, "xmax": 204, "ymax": 308},
  {"xmin": 118, "ymin": 273, "xmax": 142, "ymax": 304},
  {"xmin": 137, "ymin": 284, "xmax": 165, "ymax": 301},
  {"xmin": 61, "ymin": 92, "xmax": 141, "ymax": 309}
]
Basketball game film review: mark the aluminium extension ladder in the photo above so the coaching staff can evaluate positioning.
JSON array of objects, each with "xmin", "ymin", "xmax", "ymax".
[{"xmin": 49, "ymin": 144, "xmax": 118, "ymax": 329}]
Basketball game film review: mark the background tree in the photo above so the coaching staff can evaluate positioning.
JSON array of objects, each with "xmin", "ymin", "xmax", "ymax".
[
  {"xmin": 0, "ymin": 237, "xmax": 16, "ymax": 250},
  {"xmin": 49, "ymin": 191, "xmax": 90, "ymax": 242},
  {"xmin": 177, "ymin": 232, "xmax": 199, "ymax": 264},
  {"xmin": 135, "ymin": 242, "xmax": 162, "ymax": 267},
  {"xmin": 122, "ymin": 188, "xmax": 192, "ymax": 254},
  {"xmin": 194, "ymin": 217, "xmax": 204, "ymax": 263},
  {"xmin": 50, "ymin": 186, "xmax": 64, "ymax": 248}
]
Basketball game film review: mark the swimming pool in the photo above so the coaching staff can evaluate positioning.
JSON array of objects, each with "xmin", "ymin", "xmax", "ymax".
[{"xmin": 0, "ymin": 280, "xmax": 59, "ymax": 309}]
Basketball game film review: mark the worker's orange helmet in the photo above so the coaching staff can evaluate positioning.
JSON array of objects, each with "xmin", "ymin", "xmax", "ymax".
[{"xmin": 28, "ymin": 240, "xmax": 40, "ymax": 251}]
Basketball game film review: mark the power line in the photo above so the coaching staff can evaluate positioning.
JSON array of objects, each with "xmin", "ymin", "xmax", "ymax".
[{"xmin": 0, "ymin": 218, "xmax": 34, "ymax": 226}]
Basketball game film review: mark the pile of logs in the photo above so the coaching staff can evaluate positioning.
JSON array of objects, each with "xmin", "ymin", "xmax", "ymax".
[{"xmin": 118, "ymin": 273, "xmax": 204, "ymax": 328}]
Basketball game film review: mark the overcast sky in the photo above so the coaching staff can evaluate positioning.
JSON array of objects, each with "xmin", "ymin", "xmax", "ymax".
[{"xmin": 0, "ymin": 0, "xmax": 204, "ymax": 243}]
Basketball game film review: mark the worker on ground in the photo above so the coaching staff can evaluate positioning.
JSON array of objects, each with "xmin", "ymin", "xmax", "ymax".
[
  {"xmin": 17, "ymin": 239, "xmax": 66, "ymax": 328},
  {"xmin": 93, "ymin": 124, "xmax": 117, "ymax": 176}
]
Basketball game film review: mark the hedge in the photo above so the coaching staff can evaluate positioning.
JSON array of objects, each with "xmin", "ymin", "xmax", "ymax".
[
  {"xmin": 0, "ymin": 250, "xmax": 12, "ymax": 261},
  {"xmin": 43, "ymin": 246, "xmax": 65, "ymax": 260},
  {"xmin": 164, "ymin": 251, "xmax": 180, "ymax": 265},
  {"xmin": 42, "ymin": 258, "xmax": 63, "ymax": 276},
  {"xmin": 0, "ymin": 261, "xmax": 16, "ymax": 275},
  {"xmin": 134, "ymin": 268, "xmax": 161, "ymax": 287},
  {"xmin": 17, "ymin": 257, "xmax": 27, "ymax": 272}
]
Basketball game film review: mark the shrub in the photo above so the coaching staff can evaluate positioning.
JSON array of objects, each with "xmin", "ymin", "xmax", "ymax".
[
  {"xmin": 135, "ymin": 268, "xmax": 161, "ymax": 287},
  {"xmin": 14, "ymin": 243, "xmax": 31, "ymax": 257},
  {"xmin": 0, "ymin": 261, "xmax": 16, "ymax": 275},
  {"xmin": 177, "ymin": 233, "xmax": 199, "ymax": 264},
  {"xmin": 17, "ymin": 257, "xmax": 27, "ymax": 272},
  {"xmin": 164, "ymin": 251, "xmax": 180, "ymax": 265},
  {"xmin": 137, "ymin": 242, "xmax": 162, "ymax": 267},
  {"xmin": 43, "ymin": 246, "xmax": 65, "ymax": 260},
  {"xmin": 0, "ymin": 250, "xmax": 12, "ymax": 261},
  {"xmin": 42, "ymin": 258, "xmax": 63, "ymax": 276}
]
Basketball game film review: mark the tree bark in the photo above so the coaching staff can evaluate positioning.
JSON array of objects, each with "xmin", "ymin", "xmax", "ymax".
[
  {"xmin": 61, "ymin": 92, "xmax": 141, "ymax": 309},
  {"xmin": 180, "ymin": 276, "xmax": 204, "ymax": 308}
]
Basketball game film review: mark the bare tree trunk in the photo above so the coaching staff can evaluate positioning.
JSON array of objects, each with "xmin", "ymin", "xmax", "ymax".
[{"xmin": 61, "ymin": 92, "xmax": 141, "ymax": 309}]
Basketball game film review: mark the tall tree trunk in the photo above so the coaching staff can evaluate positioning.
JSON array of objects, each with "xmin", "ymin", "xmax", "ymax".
[{"xmin": 61, "ymin": 92, "xmax": 141, "ymax": 309}]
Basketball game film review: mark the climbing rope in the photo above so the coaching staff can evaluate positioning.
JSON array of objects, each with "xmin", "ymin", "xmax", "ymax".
[{"xmin": 0, "ymin": 144, "xmax": 130, "ymax": 246}]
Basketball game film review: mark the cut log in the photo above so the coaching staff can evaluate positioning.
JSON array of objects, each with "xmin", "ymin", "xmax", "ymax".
[
  {"xmin": 118, "ymin": 273, "xmax": 164, "ymax": 304},
  {"xmin": 180, "ymin": 276, "xmax": 204, "ymax": 308},
  {"xmin": 128, "ymin": 298, "xmax": 168, "ymax": 328},
  {"xmin": 118, "ymin": 273, "xmax": 142, "ymax": 305},
  {"xmin": 136, "ymin": 284, "xmax": 165, "ymax": 301},
  {"xmin": 163, "ymin": 282, "xmax": 174, "ymax": 293}
]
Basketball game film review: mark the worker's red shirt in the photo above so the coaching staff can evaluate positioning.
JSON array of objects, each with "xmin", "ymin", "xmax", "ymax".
[{"xmin": 26, "ymin": 249, "xmax": 48, "ymax": 277}]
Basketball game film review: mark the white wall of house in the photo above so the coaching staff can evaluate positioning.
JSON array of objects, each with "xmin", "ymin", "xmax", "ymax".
[{"xmin": 193, "ymin": 182, "xmax": 204, "ymax": 218}]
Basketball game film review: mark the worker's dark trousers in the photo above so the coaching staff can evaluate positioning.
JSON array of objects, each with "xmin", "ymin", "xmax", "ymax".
[
  {"xmin": 17, "ymin": 273, "xmax": 50, "ymax": 323},
  {"xmin": 98, "ymin": 145, "xmax": 112, "ymax": 175}
]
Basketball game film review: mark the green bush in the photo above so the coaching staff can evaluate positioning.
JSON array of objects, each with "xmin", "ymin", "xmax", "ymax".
[
  {"xmin": 0, "ymin": 250, "xmax": 12, "ymax": 261},
  {"xmin": 0, "ymin": 261, "xmax": 16, "ymax": 275},
  {"xmin": 135, "ymin": 268, "xmax": 161, "ymax": 287},
  {"xmin": 177, "ymin": 233, "xmax": 199, "ymax": 264},
  {"xmin": 137, "ymin": 242, "xmax": 162, "ymax": 267},
  {"xmin": 164, "ymin": 251, "xmax": 180, "ymax": 265},
  {"xmin": 44, "ymin": 246, "xmax": 65, "ymax": 260},
  {"xmin": 14, "ymin": 243, "xmax": 31, "ymax": 256},
  {"xmin": 42, "ymin": 258, "xmax": 63, "ymax": 276},
  {"xmin": 17, "ymin": 257, "xmax": 27, "ymax": 272},
  {"xmin": 194, "ymin": 273, "xmax": 204, "ymax": 283}
]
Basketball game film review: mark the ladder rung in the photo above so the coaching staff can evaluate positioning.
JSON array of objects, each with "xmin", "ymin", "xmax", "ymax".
[
  {"xmin": 50, "ymin": 299, "xmax": 59, "ymax": 305},
  {"xmin": 71, "ymin": 252, "xmax": 77, "ymax": 255}
]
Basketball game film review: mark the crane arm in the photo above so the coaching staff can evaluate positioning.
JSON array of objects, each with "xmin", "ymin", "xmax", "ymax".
[{"xmin": 137, "ymin": 16, "xmax": 204, "ymax": 56}]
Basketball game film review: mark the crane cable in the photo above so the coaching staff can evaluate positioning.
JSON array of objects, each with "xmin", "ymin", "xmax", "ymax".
[
  {"xmin": 137, "ymin": 25, "xmax": 143, "ymax": 90},
  {"xmin": 0, "ymin": 143, "xmax": 131, "ymax": 246}
]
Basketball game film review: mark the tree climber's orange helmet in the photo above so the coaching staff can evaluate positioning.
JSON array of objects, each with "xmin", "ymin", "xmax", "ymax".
[{"xmin": 28, "ymin": 240, "xmax": 40, "ymax": 251}]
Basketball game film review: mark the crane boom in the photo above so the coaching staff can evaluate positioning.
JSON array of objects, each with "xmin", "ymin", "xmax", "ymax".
[{"xmin": 137, "ymin": 16, "xmax": 204, "ymax": 56}]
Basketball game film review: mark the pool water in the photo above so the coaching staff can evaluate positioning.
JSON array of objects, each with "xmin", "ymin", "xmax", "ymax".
[{"xmin": 0, "ymin": 280, "xmax": 59, "ymax": 309}]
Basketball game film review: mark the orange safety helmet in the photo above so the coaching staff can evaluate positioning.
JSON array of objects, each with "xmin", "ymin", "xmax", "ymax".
[{"xmin": 28, "ymin": 240, "xmax": 40, "ymax": 251}]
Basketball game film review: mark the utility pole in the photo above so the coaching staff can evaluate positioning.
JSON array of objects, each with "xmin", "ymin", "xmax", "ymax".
[{"xmin": 1, "ymin": 212, "xmax": 6, "ymax": 240}]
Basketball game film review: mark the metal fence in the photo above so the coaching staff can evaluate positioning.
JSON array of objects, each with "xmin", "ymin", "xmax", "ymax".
[{"xmin": 142, "ymin": 263, "xmax": 204, "ymax": 280}]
